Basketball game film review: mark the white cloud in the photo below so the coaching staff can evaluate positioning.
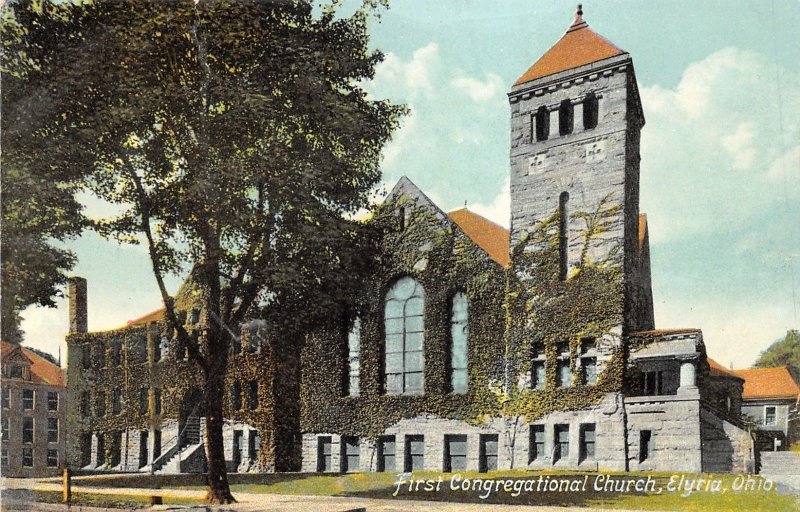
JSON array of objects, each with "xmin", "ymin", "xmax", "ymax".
[
  {"xmin": 720, "ymin": 122, "xmax": 757, "ymax": 170},
  {"xmin": 469, "ymin": 176, "xmax": 510, "ymax": 228},
  {"xmin": 373, "ymin": 43, "xmax": 440, "ymax": 99},
  {"xmin": 640, "ymin": 47, "xmax": 800, "ymax": 245},
  {"xmin": 766, "ymin": 145, "xmax": 800, "ymax": 183},
  {"xmin": 380, "ymin": 105, "xmax": 417, "ymax": 169},
  {"xmin": 451, "ymin": 73, "xmax": 505, "ymax": 103}
]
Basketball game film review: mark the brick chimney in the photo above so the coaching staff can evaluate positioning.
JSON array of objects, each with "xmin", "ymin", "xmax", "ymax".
[{"xmin": 68, "ymin": 277, "xmax": 88, "ymax": 333}]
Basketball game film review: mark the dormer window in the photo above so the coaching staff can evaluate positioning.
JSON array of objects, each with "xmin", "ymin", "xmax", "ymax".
[{"xmin": 8, "ymin": 364, "xmax": 23, "ymax": 379}]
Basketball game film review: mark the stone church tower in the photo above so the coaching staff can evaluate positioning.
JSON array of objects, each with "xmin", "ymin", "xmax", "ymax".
[{"xmin": 508, "ymin": 6, "xmax": 653, "ymax": 332}]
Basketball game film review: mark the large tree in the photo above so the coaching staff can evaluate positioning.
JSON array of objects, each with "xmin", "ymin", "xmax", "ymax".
[
  {"xmin": 754, "ymin": 330, "xmax": 800, "ymax": 371},
  {"xmin": 1, "ymin": 0, "xmax": 87, "ymax": 342},
  {"xmin": 5, "ymin": 0, "xmax": 404, "ymax": 502}
]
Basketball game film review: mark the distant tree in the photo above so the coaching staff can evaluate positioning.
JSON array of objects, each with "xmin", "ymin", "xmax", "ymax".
[
  {"xmin": 1, "ymin": 0, "xmax": 87, "ymax": 342},
  {"xmin": 754, "ymin": 330, "xmax": 800, "ymax": 371},
  {"xmin": 4, "ymin": 0, "xmax": 403, "ymax": 502}
]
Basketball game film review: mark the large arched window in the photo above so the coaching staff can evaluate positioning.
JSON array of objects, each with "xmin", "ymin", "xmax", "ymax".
[
  {"xmin": 449, "ymin": 293, "xmax": 468, "ymax": 393},
  {"xmin": 384, "ymin": 277, "xmax": 425, "ymax": 395}
]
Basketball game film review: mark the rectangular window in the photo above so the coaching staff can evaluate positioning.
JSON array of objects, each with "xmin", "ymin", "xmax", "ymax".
[
  {"xmin": 48, "ymin": 418, "xmax": 58, "ymax": 443},
  {"xmin": 82, "ymin": 346, "xmax": 91, "ymax": 370},
  {"xmin": 2, "ymin": 388, "xmax": 9, "ymax": 409},
  {"xmin": 246, "ymin": 328, "xmax": 260, "ymax": 354},
  {"xmin": 450, "ymin": 293, "xmax": 468, "ymax": 394},
  {"xmin": 342, "ymin": 436, "xmax": 360, "ymax": 473},
  {"xmin": 47, "ymin": 392, "xmax": 59, "ymax": 411},
  {"xmin": 96, "ymin": 390, "xmax": 106, "ymax": 417},
  {"xmin": 642, "ymin": 371, "xmax": 663, "ymax": 396},
  {"xmin": 23, "ymin": 417, "xmax": 34, "ymax": 443},
  {"xmin": 22, "ymin": 389, "xmax": 34, "ymax": 410},
  {"xmin": 138, "ymin": 431, "xmax": 148, "ymax": 468},
  {"xmin": 1, "ymin": 446, "xmax": 8, "ymax": 466},
  {"xmin": 317, "ymin": 436, "xmax": 332, "ymax": 472},
  {"xmin": 97, "ymin": 435, "xmax": 106, "ymax": 466},
  {"xmin": 22, "ymin": 446, "xmax": 33, "ymax": 467},
  {"xmin": 582, "ymin": 358, "xmax": 597, "ymax": 385},
  {"xmin": 532, "ymin": 361, "xmax": 546, "ymax": 390},
  {"xmin": 47, "ymin": 449, "xmax": 58, "ymax": 467},
  {"xmin": 112, "ymin": 388, "xmax": 123, "ymax": 414},
  {"xmin": 480, "ymin": 434, "xmax": 498, "ymax": 473},
  {"xmin": 248, "ymin": 430, "xmax": 259, "ymax": 460},
  {"xmin": 580, "ymin": 424, "xmax": 595, "ymax": 462},
  {"xmin": 111, "ymin": 343, "xmax": 122, "ymax": 366},
  {"xmin": 154, "ymin": 388, "xmax": 162, "ymax": 415},
  {"xmin": 231, "ymin": 335, "xmax": 242, "ymax": 355},
  {"xmin": 81, "ymin": 392, "xmax": 90, "ymax": 418},
  {"xmin": 153, "ymin": 429, "xmax": 161, "ymax": 460},
  {"xmin": 377, "ymin": 436, "xmax": 396, "ymax": 472},
  {"xmin": 640, "ymin": 430, "xmax": 653, "ymax": 462},
  {"xmin": 765, "ymin": 406, "xmax": 777, "ymax": 426},
  {"xmin": 405, "ymin": 435, "xmax": 424, "ymax": 472},
  {"xmin": 8, "ymin": 364, "xmax": 23, "ymax": 378},
  {"xmin": 557, "ymin": 361, "xmax": 572, "ymax": 388},
  {"xmin": 95, "ymin": 345, "xmax": 105, "ymax": 368},
  {"xmin": 231, "ymin": 381, "xmax": 242, "ymax": 411},
  {"xmin": 347, "ymin": 319, "xmax": 361, "ymax": 396},
  {"xmin": 138, "ymin": 388, "xmax": 148, "ymax": 415},
  {"xmin": 233, "ymin": 430, "xmax": 243, "ymax": 466},
  {"xmin": 554, "ymin": 424, "xmax": 569, "ymax": 462},
  {"xmin": 110, "ymin": 432, "xmax": 122, "ymax": 467},
  {"xmin": 130, "ymin": 337, "xmax": 147, "ymax": 364},
  {"xmin": 1, "ymin": 416, "xmax": 8, "ymax": 441},
  {"xmin": 444, "ymin": 435, "xmax": 467, "ymax": 472},
  {"xmin": 530, "ymin": 425, "xmax": 545, "ymax": 462},
  {"xmin": 80, "ymin": 433, "xmax": 92, "ymax": 467},
  {"xmin": 248, "ymin": 381, "xmax": 258, "ymax": 410}
]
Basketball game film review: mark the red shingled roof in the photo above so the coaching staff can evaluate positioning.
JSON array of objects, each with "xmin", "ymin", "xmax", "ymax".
[
  {"xmin": 732, "ymin": 367, "xmax": 800, "ymax": 400},
  {"xmin": 448, "ymin": 208, "xmax": 510, "ymax": 267},
  {"xmin": 1, "ymin": 341, "xmax": 64, "ymax": 387},
  {"xmin": 707, "ymin": 358, "xmax": 743, "ymax": 380},
  {"xmin": 514, "ymin": 9, "xmax": 625, "ymax": 86}
]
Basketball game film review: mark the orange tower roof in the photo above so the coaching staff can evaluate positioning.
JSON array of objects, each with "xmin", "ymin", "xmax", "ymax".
[{"xmin": 514, "ymin": 5, "xmax": 625, "ymax": 86}]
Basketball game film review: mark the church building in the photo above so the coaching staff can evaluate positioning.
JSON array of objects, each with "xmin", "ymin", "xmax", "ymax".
[{"xmin": 65, "ymin": 7, "xmax": 755, "ymax": 475}]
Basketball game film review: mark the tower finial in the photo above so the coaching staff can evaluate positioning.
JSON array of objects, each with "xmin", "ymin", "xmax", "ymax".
[{"xmin": 577, "ymin": 4, "xmax": 583, "ymax": 16}]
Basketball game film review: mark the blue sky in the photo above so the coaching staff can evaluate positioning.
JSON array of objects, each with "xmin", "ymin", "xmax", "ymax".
[{"xmin": 21, "ymin": 0, "xmax": 799, "ymax": 369}]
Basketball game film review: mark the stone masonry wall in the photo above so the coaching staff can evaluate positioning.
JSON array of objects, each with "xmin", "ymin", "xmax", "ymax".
[
  {"xmin": 700, "ymin": 406, "xmax": 755, "ymax": 473},
  {"xmin": 625, "ymin": 395, "xmax": 702, "ymax": 472}
]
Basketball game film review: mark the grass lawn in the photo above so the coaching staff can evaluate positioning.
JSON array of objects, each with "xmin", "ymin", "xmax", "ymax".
[
  {"xmin": 190, "ymin": 470, "xmax": 799, "ymax": 512},
  {"xmin": 41, "ymin": 470, "xmax": 800, "ymax": 511}
]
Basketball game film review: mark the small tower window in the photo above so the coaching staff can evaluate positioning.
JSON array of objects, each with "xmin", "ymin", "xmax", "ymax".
[
  {"xmin": 535, "ymin": 106, "xmax": 549, "ymax": 141},
  {"xmin": 558, "ymin": 191, "xmax": 569, "ymax": 280},
  {"xmin": 559, "ymin": 100, "xmax": 574, "ymax": 136},
  {"xmin": 583, "ymin": 93, "xmax": 598, "ymax": 130}
]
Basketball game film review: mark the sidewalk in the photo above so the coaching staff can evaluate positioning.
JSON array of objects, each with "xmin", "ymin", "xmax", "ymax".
[{"xmin": 1, "ymin": 478, "xmax": 656, "ymax": 512}]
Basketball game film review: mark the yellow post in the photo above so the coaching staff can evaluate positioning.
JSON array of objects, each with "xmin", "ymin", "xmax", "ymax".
[{"xmin": 62, "ymin": 467, "xmax": 72, "ymax": 504}]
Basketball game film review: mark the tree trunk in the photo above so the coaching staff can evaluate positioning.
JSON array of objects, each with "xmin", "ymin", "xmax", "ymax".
[{"xmin": 203, "ymin": 365, "xmax": 236, "ymax": 504}]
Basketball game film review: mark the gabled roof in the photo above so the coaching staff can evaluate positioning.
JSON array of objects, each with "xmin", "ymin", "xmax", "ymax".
[
  {"xmin": 448, "ymin": 208, "xmax": 511, "ymax": 267},
  {"xmin": 732, "ymin": 366, "xmax": 800, "ymax": 400},
  {"xmin": 707, "ymin": 358, "xmax": 743, "ymax": 380},
  {"xmin": 514, "ymin": 7, "xmax": 625, "ymax": 86},
  {"xmin": 127, "ymin": 308, "xmax": 165, "ymax": 326},
  {"xmin": 1, "ymin": 341, "xmax": 64, "ymax": 387}
]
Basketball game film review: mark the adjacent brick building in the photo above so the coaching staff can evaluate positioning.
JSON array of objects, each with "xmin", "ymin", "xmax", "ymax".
[{"xmin": 1, "ymin": 341, "xmax": 67, "ymax": 477}]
